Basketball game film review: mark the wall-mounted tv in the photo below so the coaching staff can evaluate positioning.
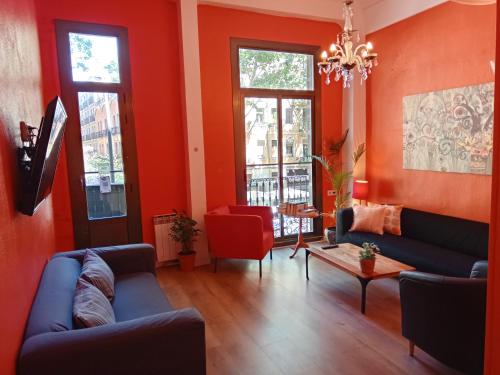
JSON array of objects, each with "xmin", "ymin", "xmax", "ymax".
[{"xmin": 20, "ymin": 96, "xmax": 68, "ymax": 215}]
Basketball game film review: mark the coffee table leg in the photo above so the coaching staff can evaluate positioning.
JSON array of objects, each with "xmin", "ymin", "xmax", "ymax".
[
  {"xmin": 357, "ymin": 277, "xmax": 371, "ymax": 314},
  {"xmin": 305, "ymin": 249, "xmax": 310, "ymax": 280}
]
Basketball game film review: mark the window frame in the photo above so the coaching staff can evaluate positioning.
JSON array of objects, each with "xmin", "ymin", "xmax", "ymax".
[{"xmin": 230, "ymin": 38, "xmax": 323, "ymax": 243}]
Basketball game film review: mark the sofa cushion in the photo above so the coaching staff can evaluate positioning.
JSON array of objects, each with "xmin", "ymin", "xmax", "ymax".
[
  {"xmin": 73, "ymin": 278, "xmax": 116, "ymax": 328},
  {"xmin": 24, "ymin": 257, "xmax": 81, "ymax": 339},
  {"xmin": 401, "ymin": 208, "xmax": 489, "ymax": 259},
  {"xmin": 112, "ymin": 272, "xmax": 173, "ymax": 322},
  {"xmin": 342, "ymin": 231, "xmax": 479, "ymax": 277},
  {"xmin": 80, "ymin": 249, "xmax": 114, "ymax": 301},
  {"xmin": 350, "ymin": 205, "xmax": 386, "ymax": 235}
]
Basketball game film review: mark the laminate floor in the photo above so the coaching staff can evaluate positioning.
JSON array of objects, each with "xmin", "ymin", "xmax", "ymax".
[{"xmin": 157, "ymin": 247, "xmax": 463, "ymax": 375}]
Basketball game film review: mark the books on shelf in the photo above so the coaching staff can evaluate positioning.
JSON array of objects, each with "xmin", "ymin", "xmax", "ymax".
[{"xmin": 278, "ymin": 202, "xmax": 318, "ymax": 217}]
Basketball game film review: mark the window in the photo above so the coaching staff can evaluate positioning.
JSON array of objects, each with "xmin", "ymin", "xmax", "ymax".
[{"xmin": 232, "ymin": 39, "xmax": 320, "ymax": 241}]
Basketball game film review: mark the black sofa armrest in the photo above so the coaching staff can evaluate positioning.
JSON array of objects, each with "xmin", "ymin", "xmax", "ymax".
[
  {"xmin": 18, "ymin": 308, "xmax": 206, "ymax": 375},
  {"xmin": 399, "ymin": 271, "xmax": 486, "ymax": 375},
  {"xmin": 52, "ymin": 243, "xmax": 156, "ymax": 275},
  {"xmin": 336, "ymin": 208, "xmax": 353, "ymax": 241}
]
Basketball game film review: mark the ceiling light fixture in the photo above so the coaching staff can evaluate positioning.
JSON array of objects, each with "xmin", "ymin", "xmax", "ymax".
[{"xmin": 318, "ymin": 0, "xmax": 378, "ymax": 88}]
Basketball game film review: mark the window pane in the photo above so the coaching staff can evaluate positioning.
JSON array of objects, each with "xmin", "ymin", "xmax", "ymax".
[
  {"xmin": 244, "ymin": 98, "xmax": 278, "ymax": 165},
  {"xmin": 282, "ymin": 99, "xmax": 312, "ymax": 163},
  {"xmin": 239, "ymin": 49, "xmax": 314, "ymax": 90},
  {"xmin": 70, "ymin": 33, "xmax": 120, "ymax": 83},
  {"xmin": 246, "ymin": 165, "xmax": 281, "ymax": 237},
  {"xmin": 78, "ymin": 92, "xmax": 126, "ymax": 219}
]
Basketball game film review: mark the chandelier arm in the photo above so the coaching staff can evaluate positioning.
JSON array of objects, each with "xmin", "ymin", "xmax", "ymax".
[
  {"xmin": 333, "ymin": 45, "xmax": 346, "ymax": 58},
  {"xmin": 353, "ymin": 43, "xmax": 369, "ymax": 57}
]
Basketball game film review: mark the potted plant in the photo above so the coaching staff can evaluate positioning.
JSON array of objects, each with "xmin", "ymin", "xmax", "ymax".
[
  {"xmin": 169, "ymin": 211, "xmax": 201, "ymax": 272},
  {"xmin": 313, "ymin": 129, "xmax": 366, "ymax": 244},
  {"xmin": 359, "ymin": 242, "xmax": 380, "ymax": 274}
]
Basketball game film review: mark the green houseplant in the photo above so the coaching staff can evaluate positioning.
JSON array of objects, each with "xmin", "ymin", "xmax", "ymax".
[
  {"xmin": 313, "ymin": 129, "xmax": 366, "ymax": 243},
  {"xmin": 169, "ymin": 211, "xmax": 201, "ymax": 272},
  {"xmin": 359, "ymin": 242, "xmax": 380, "ymax": 274}
]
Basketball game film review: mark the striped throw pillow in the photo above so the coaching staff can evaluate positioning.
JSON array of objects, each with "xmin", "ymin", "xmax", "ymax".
[
  {"xmin": 73, "ymin": 278, "xmax": 115, "ymax": 328},
  {"xmin": 81, "ymin": 249, "xmax": 114, "ymax": 301}
]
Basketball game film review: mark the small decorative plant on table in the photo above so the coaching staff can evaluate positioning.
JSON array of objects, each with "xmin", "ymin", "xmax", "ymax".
[
  {"xmin": 313, "ymin": 129, "xmax": 365, "ymax": 244},
  {"xmin": 169, "ymin": 211, "xmax": 201, "ymax": 272},
  {"xmin": 359, "ymin": 242, "xmax": 380, "ymax": 274}
]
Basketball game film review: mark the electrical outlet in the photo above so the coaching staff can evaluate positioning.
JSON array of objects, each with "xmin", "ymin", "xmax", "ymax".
[{"xmin": 327, "ymin": 190, "xmax": 336, "ymax": 197}]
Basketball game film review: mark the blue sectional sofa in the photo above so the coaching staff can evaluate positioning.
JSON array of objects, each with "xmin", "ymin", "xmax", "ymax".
[
  {"xmin": 336, "ymin": 207, "xmax": 489, "ymax": 277},
  {"xmin": 18, "ymin": 244, "xmax": 206, "ymax": 375}
]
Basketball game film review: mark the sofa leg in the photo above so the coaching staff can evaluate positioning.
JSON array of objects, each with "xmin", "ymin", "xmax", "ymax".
[
  {"xmin": 213, "ymin": 257, "xmax": 218, "ymax": 273},
  {"xmin": 270, "ymin": 249, "xmax": 273, "ymax": 260},
  {"xmin": 259, "ymin": 260, "xmax": 262, "ymax": 278},
  {"xmin": 409, "ymin": 341, "xmax": 415, "ymax": 357}
]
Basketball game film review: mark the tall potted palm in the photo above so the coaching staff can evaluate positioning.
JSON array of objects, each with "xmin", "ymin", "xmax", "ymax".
[
  {"xmin": 313, "ymin": 129, "xmax": 365, "ymax": 243},
  {"xmin": 169, "ymin": 212, "xmax": 201, "ymax": 272}
]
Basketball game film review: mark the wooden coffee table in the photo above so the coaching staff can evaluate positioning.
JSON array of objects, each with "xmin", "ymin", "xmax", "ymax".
[{"xmin": 305, "ymin": 241, "xmax": 415, "ymax": 314}]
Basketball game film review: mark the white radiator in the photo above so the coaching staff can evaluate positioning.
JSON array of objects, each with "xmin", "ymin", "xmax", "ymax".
[{"xmin": 153, "ymin": 214, "xmax": 179, "ymax": 262}]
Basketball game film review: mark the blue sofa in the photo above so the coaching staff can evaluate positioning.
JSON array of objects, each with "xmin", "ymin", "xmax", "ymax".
[
  {"xmin": 18, "ymin": 244, "xmax": 206, "ymax": 375},
  {"xmin": 337, "ymin": 207, "xmax": 488, "ymax": 277}
]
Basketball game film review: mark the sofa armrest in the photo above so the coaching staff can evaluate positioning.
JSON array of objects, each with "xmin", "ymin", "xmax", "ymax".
[
  {"xmin": 18, "ymin": 308, "xmax": 206, "ymax": 375},
  {"xmin": 52, "ymin": 243, "xmax": 156, "ymax": 275},
  {"xmin": 399, "ymin": 271, "xmax": 486, "ymax": 374},
  {"xmin": 336, "ymin": 208, "xmax": 353, "ymax": 241}
]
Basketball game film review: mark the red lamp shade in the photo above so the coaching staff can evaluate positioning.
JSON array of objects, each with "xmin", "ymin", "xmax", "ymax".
[{"xmin": 353, "ymin": 180, "xmax": 369, "ymax": 200}]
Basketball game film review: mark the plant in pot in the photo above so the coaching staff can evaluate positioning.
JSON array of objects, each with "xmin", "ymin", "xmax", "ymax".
[
  {"xmin": 359, "ymin": 242, "xmax": 380, "ymax": 274},
  {"xmin": 169, "ymin": 212, "xmax": 201, "ymax": 272},
  {"xmin": 313, "ymin": 129, "xmax": 366, "ymax": 244}
]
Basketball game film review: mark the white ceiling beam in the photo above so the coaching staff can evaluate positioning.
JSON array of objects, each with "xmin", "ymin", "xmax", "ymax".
[{"xmin": 362, "ymin": 0, "xmax": 447, "ymax": 34}]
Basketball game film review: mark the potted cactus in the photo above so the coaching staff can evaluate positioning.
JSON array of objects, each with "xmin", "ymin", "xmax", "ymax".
[
  {"xmin": 359, "ymin": 242, "xmax": 380, "ymax": 274},
  {"xmin": 169, "ymin": 211, "xmax": 201, "ymax": 272}
]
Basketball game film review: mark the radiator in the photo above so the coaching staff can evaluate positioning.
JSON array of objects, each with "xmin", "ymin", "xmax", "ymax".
[{"xmin": 153, "ymin": 214, "xmax": 179, "ymax": 262}]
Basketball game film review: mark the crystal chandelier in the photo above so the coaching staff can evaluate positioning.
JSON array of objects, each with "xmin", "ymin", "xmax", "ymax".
[{"xmin": 318, "ymin": 0, "xmax": 378, "ymax": 88}]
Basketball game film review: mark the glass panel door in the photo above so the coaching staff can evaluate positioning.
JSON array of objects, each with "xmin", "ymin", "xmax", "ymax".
[{"xmin": 244, "ymin": 97, "xmax": 314, "ymax": 239}]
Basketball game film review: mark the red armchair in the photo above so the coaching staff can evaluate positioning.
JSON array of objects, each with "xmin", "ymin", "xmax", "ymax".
[{"xmin": 204, "ymin": 205, "xmax": 274, "ymax": 277}]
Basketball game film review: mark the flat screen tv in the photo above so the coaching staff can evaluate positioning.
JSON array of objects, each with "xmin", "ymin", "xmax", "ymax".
[{"xmin": 20, "ymin": 96, "xmax": 68, "ymax": 215}]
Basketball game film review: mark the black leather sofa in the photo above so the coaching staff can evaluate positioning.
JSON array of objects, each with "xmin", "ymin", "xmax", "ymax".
[
  {"xmin": 336, "ymin": 207, "xmax": 489, "ymax": 277},
  {"xmin": 400, "ymin": 262, "xmax": 488, "ymax": 375},
  {"xmin": 18, "ymin": 244, "xmax": 206, "ymax": 375}
]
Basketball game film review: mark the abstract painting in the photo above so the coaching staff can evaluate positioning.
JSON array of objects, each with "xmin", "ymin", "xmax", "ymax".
[{"xmin": 403, "ymin": 82, "xmax": 494, "ymax": 175}]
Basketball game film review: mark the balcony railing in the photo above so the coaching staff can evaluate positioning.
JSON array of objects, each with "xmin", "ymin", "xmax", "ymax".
[{"xmin": 247, "ymin": 176, "xmax": 313, "ymax": 237}]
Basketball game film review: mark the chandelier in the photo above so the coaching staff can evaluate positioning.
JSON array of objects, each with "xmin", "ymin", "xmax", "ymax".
[{"xmin": 318, "ymin": 0, "xmax": 378, "ymax": 88}]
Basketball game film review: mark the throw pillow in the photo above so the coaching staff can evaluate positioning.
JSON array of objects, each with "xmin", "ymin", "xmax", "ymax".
[
  {"xmin": 349, "ymin": 205, "xmax": 386, "ymax": 235},
  {"xmin": 383, "ymin": 205, "xmax": 403, "ymax": 236},
  {"xmin": 81, "ymin": 249, "xmax": 114, "ymax": 301},
  {"xmin": 73, "ymin": 278, "xmax": 115, "ymax": 328}
]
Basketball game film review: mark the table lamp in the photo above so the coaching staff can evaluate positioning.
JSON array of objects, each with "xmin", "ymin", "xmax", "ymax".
[{"xmin": 353, "ymin": 180, "xmax": 369, "ymax": 204}]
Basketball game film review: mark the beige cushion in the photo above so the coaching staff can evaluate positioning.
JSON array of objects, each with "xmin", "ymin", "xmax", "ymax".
[
  {"xmin": 349, "ymin": 205, "xmax": 386, "ymax": 235},
  {"xmin": 81, "ymin": 249, "xmax": 114, "ymax": 301},
  {"xmin": 73, "ymin": 278, "xmax": 115, "ymax": 328},
  {"xmin": 368, "ymin": 203, "xmax": 403, "ymax": 236}
]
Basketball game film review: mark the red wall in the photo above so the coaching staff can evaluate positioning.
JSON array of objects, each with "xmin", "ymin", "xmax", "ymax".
[
  {"xmin": 0, "ymin": 0, "xmax": 57, "ymax": 373},
  {"xmin": 366, "ymin": 2, "xmax": 496, "ymax": 223},
  {"xmin": 35, "ymin": 0, "xmax": 187, "ymax": 249},
  {"xmin": 485, "ymin": 3, "xmax": 500, "ymax": 373},
  {"xmin": 198, "ymin": 5, "xmax": 343, "ymax": 216}
]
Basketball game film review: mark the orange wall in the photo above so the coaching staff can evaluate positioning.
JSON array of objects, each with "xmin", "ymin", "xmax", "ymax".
[
  {"xmin": 198, "ymin": 5, "xmax": 343, "ymax": 216},
  {"xmin": 366, "ymin": 2, "xmax": 496, "ymax": 223},
  {"xmin": 0, "ymin": 0, "xmax": 57, "ymax": 373},
  {"xmin": 35, "ymin": 0, "xmax": 187, "ymax": 249}
]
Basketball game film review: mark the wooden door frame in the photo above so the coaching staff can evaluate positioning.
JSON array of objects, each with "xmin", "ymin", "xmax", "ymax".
[
  {"xmin": 230, "ymin": 38, "xmax": 323, "ymax": 243},
  {"xmin": 55, "ymin": 20, "xmax": 142, "ymax": 248}
]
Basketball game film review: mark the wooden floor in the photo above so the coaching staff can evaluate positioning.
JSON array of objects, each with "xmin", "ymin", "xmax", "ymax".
[{"xmin": 157, "ymin": 247, "xmax": 463, "ymax": 375}]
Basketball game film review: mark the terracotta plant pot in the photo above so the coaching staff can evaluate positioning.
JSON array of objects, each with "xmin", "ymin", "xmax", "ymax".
[
  {"xmin": 178, "ymin": 252, "xmax": 196, "ymax": 272},
  {"xmin": 360, "ymin": 258, "xmax": 376, "ymax": 274}
]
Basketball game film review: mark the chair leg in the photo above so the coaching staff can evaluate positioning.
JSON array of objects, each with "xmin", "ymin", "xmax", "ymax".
[
  {"xmin": 213, "ymin": 257, "xmax": 218, "ymax": 273},
  {"xmin": 259, "ymin": 260, "xmax": 262, "ymax": 278},
  {"xmin": 270, "ymin": 248, "xmax": 273, "ymax": 260},
  {"xmin": 409, "ymin": 341, "xmax": 415, "ymax": 357}
]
